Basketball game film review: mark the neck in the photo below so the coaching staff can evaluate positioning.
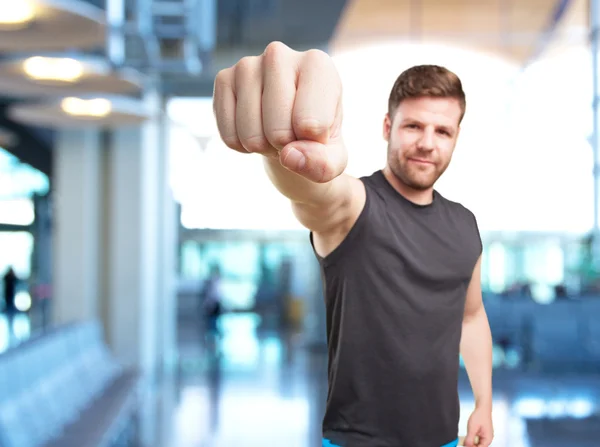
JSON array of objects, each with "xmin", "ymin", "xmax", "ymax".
[{"xmin": 382, "ymin": 166, "xmax": 434, "ymax": 205}]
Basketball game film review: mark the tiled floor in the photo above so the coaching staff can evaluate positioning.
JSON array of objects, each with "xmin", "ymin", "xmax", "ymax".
[
  {"xmin": 2, "ymin": 312, "xmax": 599, "ymax": 447},
  {"xmin": 150, "ymin": 313, "xmax": 600, "ymax": 447}
]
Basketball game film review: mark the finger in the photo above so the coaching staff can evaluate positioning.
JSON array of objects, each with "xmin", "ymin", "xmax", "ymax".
[
  {"xmin": 464, "ymin": 431, "xmax": 477, "ymax": 447},
  {"xmin": 477, "ymin": 434, "xmax": 490, "ymax": 447},
  {"xmin": 279, "ymin": 138, "xmax": 347, "ymax": 183},
  {"xmin": 234, "ymin": 56, "xmax": 277, "ymax": 157},
  {"xmin": 262, "ymin": 41, "xmax": 299, "ymax": 150},
  {"xmin": 293, "ymin": 49, "xmax": 342, "ymax": 144},
  {"xmin": 213, "ymin": 68, "xmax": 245, "ymax": 152}
]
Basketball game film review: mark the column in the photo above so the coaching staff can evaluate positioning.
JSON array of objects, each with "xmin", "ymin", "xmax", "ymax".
[
  {"xmin": 52, "ymin": 130, "xmax": 102, "ymax": 324},
  {"xmin": 104, "ymin": 98, "xmax": 160, "ymax": 380},
  {"xmin": 155, "ymin": 97, "xmax": 179, "ymax": 376},
  {"xmin": 102, "ymin": 89, "xmax": 177, "ymax": 447},
  {"xmin": 51, "ymin": 91, "xmax": 178, "ymax": 384}
]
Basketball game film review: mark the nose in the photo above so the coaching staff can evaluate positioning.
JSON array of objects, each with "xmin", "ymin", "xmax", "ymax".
[{"xmin": 417, "ymin": 128, "xmax": 435, "ymax": 152}]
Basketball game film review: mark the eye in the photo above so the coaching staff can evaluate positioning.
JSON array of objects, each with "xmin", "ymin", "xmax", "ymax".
[
  {"xmin": 406, "ymin": 123, "xmax": 419, "ymax": 129},
  {"xmin": 437, "ymin": 129, "xmax": 451, "ymax": 136}
]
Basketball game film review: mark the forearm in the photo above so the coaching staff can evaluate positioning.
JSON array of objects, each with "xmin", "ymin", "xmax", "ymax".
[
  {"xmin": 460, "ymin": 306, "xmax": 493, "ymax": 410},
  {"xmin": 263, "ymin": 156, "xmax": 343, "ymax": 206}
]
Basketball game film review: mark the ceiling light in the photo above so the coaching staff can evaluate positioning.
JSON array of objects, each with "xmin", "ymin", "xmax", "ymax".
[
  {"xmin": 61, "ymin": 97, "xmax": 112, "ymax": 118},
  {"xmin": 0, "ymin": 1, "xmax": 36, "ymax": 29},
  {"xmin": 23, "ymin": 56, "xmax": 84, "ymax": 83}
]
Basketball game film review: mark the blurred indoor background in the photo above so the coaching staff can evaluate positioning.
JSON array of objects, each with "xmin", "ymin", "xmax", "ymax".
[{"xmin": 0, "ymin": 0, "xmax": 599, "ymax": 446}]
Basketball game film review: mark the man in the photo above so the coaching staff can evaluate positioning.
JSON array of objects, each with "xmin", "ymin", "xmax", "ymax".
[
  {"xmin": 3, "ymin": 267, "xmax": 18, "ymax": 335},
  {"xmin": 213, "ymin": 42, "xmax": 493, "ymax": 447},
  {"xmin": 201, "ymin": 264, "xmax": 223, "ymax": 339}
]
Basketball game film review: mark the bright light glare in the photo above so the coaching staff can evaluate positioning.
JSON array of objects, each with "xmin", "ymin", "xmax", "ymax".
[
  {"xmin": 61, "ymin": 97, "xmax": 112, "ymax": 118},
  {"xmin": 14, "ymin": 291, "xmax": 31, "ymax": 312},
  {"xmin": 0, "ymin": 1, "xmax": 35, "ymax": 28},
  {"xmin": 513, "ymin": 397, "xmax": 596, "ymax": 419},
  {"xmin": 332, "ymin": 41, "xmax": 594, "ymax": 234},
  {"xmin": 0, "ymin": 199, "xmax": 34, "ymax": 226},
  {"xmin": 23, "ymin": 57, "xmax": 84, "ymax": 83}
]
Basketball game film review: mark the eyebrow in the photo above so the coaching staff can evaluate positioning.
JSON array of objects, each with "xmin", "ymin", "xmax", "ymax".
[
  {"xmin": 437, "ymin": 125, "xmax": 454, "ymax": 134},
  {"xmin": 402, "ymin": 119, "xmax": 455, "ymax": 134}
]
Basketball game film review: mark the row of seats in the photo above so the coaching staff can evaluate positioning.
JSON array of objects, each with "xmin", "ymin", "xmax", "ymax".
[
  {"xmin": 0, "ymin": 320, "xmax": 139, "ymax": 447},
  {"xmin": 527, "ymin": 416, "xmax": 600, "ymax": 447},
  {"xmin": 486, "ymin": 298, "xmax": 600, "ymax": 370}
]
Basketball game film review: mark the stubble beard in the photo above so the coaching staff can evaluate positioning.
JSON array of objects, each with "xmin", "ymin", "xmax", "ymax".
[{"xmin": 387, "ymin": 144, "xmax": 446, "ymax": 191}]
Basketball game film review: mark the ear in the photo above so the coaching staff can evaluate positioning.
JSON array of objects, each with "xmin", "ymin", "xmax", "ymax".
[{"xmin": 383, "ymin": 113, "xmax": 392, "ymax": 142}]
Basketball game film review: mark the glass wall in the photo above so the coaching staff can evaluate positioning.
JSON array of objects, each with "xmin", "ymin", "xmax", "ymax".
[
  {"xmin": 0, "ymin": 147, "xmax": 50, "ymax": 280},
  {"xmin": 481, "ymin": 234, "xmax": 588, "ymax": 302},
  {"xmin": 179, "ymin": 233, "xmax": 306, "ymax": 312},
  {"xmin": 0, "ymin": 148, "xmax": 49, "ymax": 197},
  {"xmin": 0, "ymin": 232, "xmax": 34, "ymax": 280}
]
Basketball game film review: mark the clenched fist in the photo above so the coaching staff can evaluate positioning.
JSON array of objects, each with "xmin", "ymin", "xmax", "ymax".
[{"xmin": 212, "ymin": 41, "xmax": 347, "ymax": 183}]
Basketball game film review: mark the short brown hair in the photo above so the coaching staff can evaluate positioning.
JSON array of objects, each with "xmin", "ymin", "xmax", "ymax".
[{"xmin": 388, "ymin": 65, "xmax": 466, "ymax": 122}]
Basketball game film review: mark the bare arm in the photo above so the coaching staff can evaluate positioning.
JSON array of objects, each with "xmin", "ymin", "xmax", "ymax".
[
  {"xmin": 264, "ymin": 157, "xmax": 364, "ymax": 236},
  {"xmin": 461, "ymin": 255, "xmax": 494, "ymax": 446},
  {"xmin": 460, "ymin": 255, "xmax": 493, "ymax": 411}
]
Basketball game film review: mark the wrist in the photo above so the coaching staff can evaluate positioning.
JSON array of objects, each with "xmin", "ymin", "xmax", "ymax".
[{"xmin": 475, "ymin": 397, "xmax": 493, "ymax": 411}]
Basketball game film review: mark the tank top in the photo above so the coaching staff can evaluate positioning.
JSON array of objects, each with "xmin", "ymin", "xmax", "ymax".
[{"xmin": 310, "ymin": 170, "xmax": 482, "ymax": 447}]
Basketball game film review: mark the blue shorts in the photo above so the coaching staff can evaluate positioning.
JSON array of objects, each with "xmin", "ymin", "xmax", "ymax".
[{"xmin": 322, "ymin": 437, "xmax": 459, "ymax": 447}]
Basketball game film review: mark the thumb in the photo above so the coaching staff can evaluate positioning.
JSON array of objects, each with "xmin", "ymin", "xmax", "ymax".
[
  {"xmin": 464, "ymin": 429, "xmax": 478, "ymax": 447},
  {"xmin": 279, "ymin": 139, "xmax": 347, "ymax": 183}
]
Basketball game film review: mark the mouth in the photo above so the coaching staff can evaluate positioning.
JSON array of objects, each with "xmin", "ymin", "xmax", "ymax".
[{"xmin": 408, "ymin": 157, "xmax": 435, "ymax": 166}]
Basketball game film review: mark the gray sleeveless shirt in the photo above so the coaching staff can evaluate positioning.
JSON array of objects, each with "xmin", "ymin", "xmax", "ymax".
[{"xmin": 311, "ymin": 170, "xmax": 482, "ymax": 447}]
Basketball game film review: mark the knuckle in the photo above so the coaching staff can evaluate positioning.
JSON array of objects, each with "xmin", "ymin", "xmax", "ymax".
[
  {"xmin": 240, "ymin": 134, "xmax": 268, "ymax": 153},
  {"xmin": 219, "ymin": 129, "xmax": 243, "ymax": 151},
  {"xmin": 214, "ymin": 68, "xmax": 230, "ymax": 87},
  {"xmin": 221, "ymin": 134, "xmax": 242, "ymax": 151},
  {"xmin": 213, "ymin": 68, "xmax": 233, "ymax": 98},
  {"xmin": 301, "ymin": 49, "xmax": 341, "ymax": 88},
  {"xmin": 293, "ymin": 117, "xmax": 328, "ymax": 136},
  {"xmin": 302, "ymin": 48, "xmax": 329, "ymax": 64},
  {"xmin": 265, "ymin": 128, "xmax": 295, "ymax": 149},
  {"xmin": 262, "ymin": 41, "xmax": 294, "ymax": 72},
  {"xmin": 263, "ymin": 41, "xmax": 289, "ymax": 60},
  {"xmin": 235, "ymin": 56, "xmax": 260, "ymax": 77}
]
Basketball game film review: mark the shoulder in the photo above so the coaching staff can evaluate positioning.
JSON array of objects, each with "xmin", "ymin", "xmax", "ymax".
[
  {"xmin": 435, "ymin": 192, "xmax": 482, "ymax": 252},
  {"xmin": 308, "ymin": 171, "xmax": 380, "ymax": 262},
  {"xmin": 436, "ymin": 191, "xmax": 478, "ymax": 222},
  {"xmin": 359, "ymin": 169, "xmax": 385, "ymax": 190},
  {"xmin": 358, "ymin": 170, "xmax": 389, "ymax": 205}
]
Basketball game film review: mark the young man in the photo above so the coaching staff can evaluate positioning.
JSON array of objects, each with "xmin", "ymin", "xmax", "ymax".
[{"xmin": 213, "ymin": 42, "xmax": 494, "ymax": 447}]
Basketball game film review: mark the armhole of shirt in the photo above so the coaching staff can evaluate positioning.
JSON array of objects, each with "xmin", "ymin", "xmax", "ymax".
[
  {"xmin": 309, "ymin": 177, "xmax": 373, "ymax": 267},
  {"xmin": 468, "ymin": 208, "xmax": 483, "ymax": 256},
  {"xmin": 474, "ymin": 214, "xmax": 483, "ymax": 256}
]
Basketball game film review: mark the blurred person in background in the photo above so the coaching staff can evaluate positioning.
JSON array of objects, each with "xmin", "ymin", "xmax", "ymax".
[
  {"xmin": 201, "ymin": 264, "xmax": 223, "ymax": 351},
  {"xmin": 3, "ymin": 266, "xmax": 18, "ymax": 335}
]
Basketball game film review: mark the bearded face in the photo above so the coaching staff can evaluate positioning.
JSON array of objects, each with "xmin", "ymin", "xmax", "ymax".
[{"xmin": 384, "ymin": 96, "xmax": 462, "ymax": 191}]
